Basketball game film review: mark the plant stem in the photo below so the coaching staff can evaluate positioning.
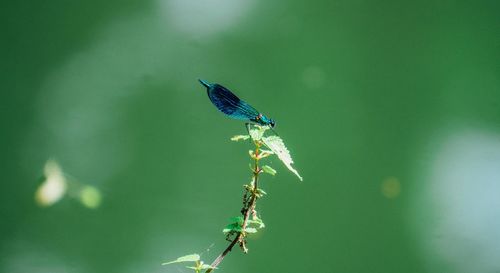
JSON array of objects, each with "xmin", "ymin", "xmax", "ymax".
[{"xmin": 205, "ymin": 140, "xmax": 262, "ymax": 273}]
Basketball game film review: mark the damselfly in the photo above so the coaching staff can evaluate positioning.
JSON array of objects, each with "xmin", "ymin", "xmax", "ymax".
[{"xmin": 199, "ymin": 79, "xmax": 276, "ymax": 132}]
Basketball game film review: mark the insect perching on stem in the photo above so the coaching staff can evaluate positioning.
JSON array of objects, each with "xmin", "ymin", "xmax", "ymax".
[{"xmin": 198, "ymin": 79, "xmax": 278, "ymax": 135}]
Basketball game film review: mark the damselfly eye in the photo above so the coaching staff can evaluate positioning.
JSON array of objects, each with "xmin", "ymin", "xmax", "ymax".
[{"xmin": 270, "ymin": 119, "xmax": 276, "ymax": 128}]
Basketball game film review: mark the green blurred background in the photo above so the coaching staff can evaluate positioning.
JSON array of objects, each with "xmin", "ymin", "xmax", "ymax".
[{"xmin": 2, "ymin": 0, "xmax": 500, "ymax": 272}]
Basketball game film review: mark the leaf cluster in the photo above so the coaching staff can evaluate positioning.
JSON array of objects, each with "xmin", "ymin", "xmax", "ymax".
[
  {"xmin": 232, "ymin": 125, "xmax": 302, "ymax": 181},
  {"xmin": 162, "ymin": 254, "xmax": 215, "ymax": 273}
]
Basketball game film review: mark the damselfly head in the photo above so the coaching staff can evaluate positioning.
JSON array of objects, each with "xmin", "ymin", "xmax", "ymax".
[{"xmin": 269, "ymin": 119, "xmax": 276, "ymax": 128}]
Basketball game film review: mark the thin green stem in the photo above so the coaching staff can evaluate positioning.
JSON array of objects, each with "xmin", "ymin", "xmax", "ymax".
[{"xmin": 205, "ymin": 140, "xmax": 262, "ymax": 273}]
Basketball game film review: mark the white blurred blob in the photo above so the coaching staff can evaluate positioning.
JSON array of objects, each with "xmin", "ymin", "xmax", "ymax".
[
  {"xmin": 158, "ymin": 0, "xmax": 254, "ymax": 36},
  {"xmin": 35, "ymin": 160, "xmax": 67, "ymax": 207},
  {"xmin": 301, "ymin": 66, "xmax": 325, "ymax": 89},
  {"xmin": 34, "ymin": 159, "xmax": 103, "ymax": 208},
  {"xmin": 414, "ymin": 129, "xmax": 500, "ymax": 272}
]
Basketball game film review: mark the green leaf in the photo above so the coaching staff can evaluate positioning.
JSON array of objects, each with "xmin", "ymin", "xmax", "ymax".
[
  {"xmin": 223, "ymin": 223, "xmax": 242, "ymax": 233},
  {"xmin": 259, "ymin": 149, "xmax": 274, "ymax": 158},
  {"xmin": 222, "ymin": 215, "xmax": 265, "ymax": 233},
  {"xmin": 261, "ymin": 165, "xmax": 277, "ymax": 176},
  {"xmin": 223, "ymin": 216, "xmax": 245, "ymax": 233},
  {"xmin": 248, "ymin": 125, "xmax": 268, "ymax": 141},
  {"xmin": 262, "ymin": 136, "xmax": 303, "ymax": 181},
  {"xmin": 162, "ymin": 254, "xmax": 200, "ymax": 265},
  {"xmin": 248, "ymin": 217, "xmax": 265, "ymax": 228},
  {"xmin": 199, "ymin": 264, "xmax": 216, "ymax": 270},
  {"xmin": 245, "ymin": 227, "xmax": 258, "ymax": 233},
  {"xmin": 257, "ymin": 188, "xmax": 267, "ymax": 195},
  {"xmin": 186, "ymin": 264, "xmax": 216, "ymax": 270},
  {"xmin": 255, "ymin": 188, "xmax": 266, "ymax": 198},
  {"xmin": 231, "ymin": 135, "xmax": 250, "ymax": 141},
  {"xmin": 228, "ymin": 216, "xmax": 244, "ymax": 224}
]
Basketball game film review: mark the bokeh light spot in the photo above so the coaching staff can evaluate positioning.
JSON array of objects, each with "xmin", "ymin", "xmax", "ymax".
[
  {"xmin": 159, "ymin": 0, "xmax": 254, "ymax": 36},
  {"xmin": 79, "ymin": 185, "xmax": 102, "ymax": 209},
  {"xmin": 412, "ymin": 129, "xmax": 500, "ymax": 273},
  {"xmin": 381, "ymin": 176, "xmax": 401, "ymax": 199}
]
